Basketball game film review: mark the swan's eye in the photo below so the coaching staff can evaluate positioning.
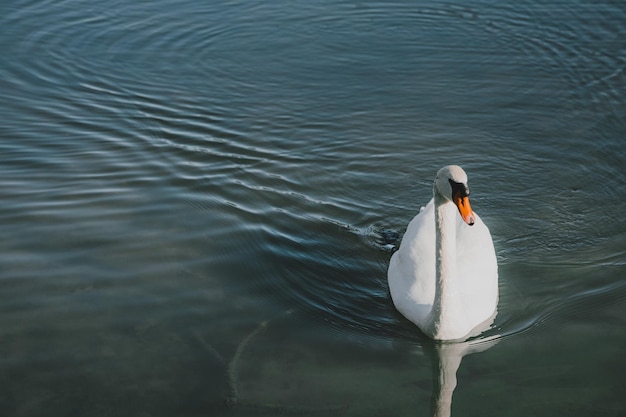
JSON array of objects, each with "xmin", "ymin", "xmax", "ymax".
[{"xmin": 448, "ymin": 179, "xmax": 469, "ymax": 198}]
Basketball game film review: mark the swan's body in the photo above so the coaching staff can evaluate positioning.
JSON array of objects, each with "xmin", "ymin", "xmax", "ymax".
[{"xmin": 388, "ymin": 165, "xmax": 498, "ymax": 340}]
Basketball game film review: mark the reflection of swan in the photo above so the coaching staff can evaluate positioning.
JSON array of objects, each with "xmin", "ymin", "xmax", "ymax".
[
  {"xmin": 426, "ymin": 337, "xmax": 498, "ymax": 417},
  {"xmin": 388, "ymin": 165, "xmax": 498, "ymax": 340}
]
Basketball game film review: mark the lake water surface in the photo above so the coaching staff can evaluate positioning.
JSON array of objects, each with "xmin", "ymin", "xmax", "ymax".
[{"xmin": 1, "ymin": 0, "xmax": 625, "ymax": 416}]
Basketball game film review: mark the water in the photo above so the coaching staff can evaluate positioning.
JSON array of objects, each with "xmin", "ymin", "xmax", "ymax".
[{"xmin": 1, "ymin": 0, "xmax": 624, "ymax": 415}]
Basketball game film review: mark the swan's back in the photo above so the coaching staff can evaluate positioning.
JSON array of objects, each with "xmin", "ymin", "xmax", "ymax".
[{"xmin": 388, "ymin": 199, "xmax": 498, "ymax": 335}]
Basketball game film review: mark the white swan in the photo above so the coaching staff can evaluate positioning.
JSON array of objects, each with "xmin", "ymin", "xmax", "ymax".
[{"xmin": 388, "ymin": 165, "xmax": 498, "ymax": 341}]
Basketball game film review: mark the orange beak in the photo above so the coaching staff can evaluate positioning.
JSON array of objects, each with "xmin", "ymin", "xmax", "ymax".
[{"xmin": 453, "ymin": 194, "xmax": 476, "ymax": 226}]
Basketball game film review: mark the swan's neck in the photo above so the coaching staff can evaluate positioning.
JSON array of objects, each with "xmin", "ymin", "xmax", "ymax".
[{"xmin": 428, "ymin": 193, "xmax": 462, "ymax": 339}]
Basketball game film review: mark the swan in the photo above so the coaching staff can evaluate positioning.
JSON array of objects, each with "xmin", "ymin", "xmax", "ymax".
[{"xmin": 388, "ymin": 165, "xmax": 498, "ymax": 341}]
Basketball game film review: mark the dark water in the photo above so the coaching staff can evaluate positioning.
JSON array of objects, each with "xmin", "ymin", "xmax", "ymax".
[{"xmin": 1, "ymin": 0, "xmax": 625, "ymax": 415}]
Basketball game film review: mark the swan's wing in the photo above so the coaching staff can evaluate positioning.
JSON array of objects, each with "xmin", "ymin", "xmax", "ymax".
[
  {"xmin": 388, "ymin": 199, "xmax": 437, "ymax": 325},
  {"xmin": 456, "ymin": 213, "xmax": 499, "ymax": 324}
]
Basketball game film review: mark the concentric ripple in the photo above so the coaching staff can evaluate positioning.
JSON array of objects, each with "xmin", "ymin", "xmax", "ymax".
[{"xmin": 1, "ymin": 0, "xmax": 624, "ymax": 349}]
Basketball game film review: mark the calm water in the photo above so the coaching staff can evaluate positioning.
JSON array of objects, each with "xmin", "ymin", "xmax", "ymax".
[{"xmin": 1, "ymin": 0, "xmax": 625, "ymax": 415}]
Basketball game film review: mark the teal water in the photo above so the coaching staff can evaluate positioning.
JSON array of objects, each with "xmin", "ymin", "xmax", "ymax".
[{"xmin": 1, "ymin": 0, "xmax": 624, "ymax": 415}]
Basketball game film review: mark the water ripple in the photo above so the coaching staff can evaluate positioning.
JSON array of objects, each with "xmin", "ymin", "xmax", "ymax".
[{"xmin": 1, "ymin": 0, "xmax": 624, "ymax": 348}]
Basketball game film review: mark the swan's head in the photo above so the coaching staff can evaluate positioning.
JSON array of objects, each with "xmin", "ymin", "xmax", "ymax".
[{"xmin": 434, "ymin": 165, "xmax": 476, "ymax": 226}]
